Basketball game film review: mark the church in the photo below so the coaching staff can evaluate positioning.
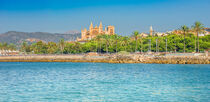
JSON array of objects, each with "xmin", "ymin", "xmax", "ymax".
[{"xmin": 77, "ymin": 22, "xmax": 115, "ymax": 41}]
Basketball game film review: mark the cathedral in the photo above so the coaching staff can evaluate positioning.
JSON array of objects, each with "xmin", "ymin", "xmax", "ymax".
[{"xmin": 77, "ymin": 22, "xmax": 115, "ymax": 41}]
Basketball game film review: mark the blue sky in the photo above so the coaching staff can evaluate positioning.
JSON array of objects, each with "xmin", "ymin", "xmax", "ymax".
[{"xmin": 0, "ymin": 0, "xmax": 209, "ymax": 35}]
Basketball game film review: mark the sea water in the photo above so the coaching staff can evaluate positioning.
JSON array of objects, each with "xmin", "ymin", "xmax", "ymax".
[{"xmin": 0, "ymin": 62, "xmax": 209, "ymax": 102}]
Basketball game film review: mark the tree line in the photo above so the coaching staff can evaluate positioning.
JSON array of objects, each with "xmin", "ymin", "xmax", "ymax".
[{"xmin": 0, "ymin": 21, "xmax": 209, "ymax": 54}]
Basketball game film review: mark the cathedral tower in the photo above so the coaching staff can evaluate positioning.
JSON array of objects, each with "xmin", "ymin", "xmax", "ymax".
[
  {"xmin": 99, "ymin": 22, "xmax": 103, "ymax": 34},
  {"xmin": 150, "ymin": 26, "xmax": 153, "ymax": 36},
  {"xmin": 107, "ymin": 26, "xmax": 115, "ymax": 35},
  {"xmin": 78, "ymin": 22, "xmax": 115, "ymax": 42},
  {"xmin": 89, "ymin": 22, "xmax": 93, "ymax": 33}
]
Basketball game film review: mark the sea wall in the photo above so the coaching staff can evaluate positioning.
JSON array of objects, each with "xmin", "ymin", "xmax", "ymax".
[
  {"xmin": 0, "ymin": 54, "xmax": 209, "ymax": 64},
  {"xmin": 108, "ymin": 54, "xmax": 209, "ymax": 64}
]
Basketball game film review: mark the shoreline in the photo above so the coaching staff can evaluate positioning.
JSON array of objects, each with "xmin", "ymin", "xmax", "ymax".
[{"xmin": 0, "ymin": 54, "xmax": 209, "ymax": 64}]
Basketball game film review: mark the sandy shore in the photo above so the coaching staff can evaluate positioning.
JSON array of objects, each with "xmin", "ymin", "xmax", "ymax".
[{"xmin": 0, "ymin": 54, "xmax": 209, "ymax": 64}]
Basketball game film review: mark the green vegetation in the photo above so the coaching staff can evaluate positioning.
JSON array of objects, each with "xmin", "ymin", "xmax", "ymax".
[
  {"xmin": 180, "ymin": 25, "xmax": 190, "ymax": 53},
  {"xmin": 192, "ymin": 21, "xmax": 205, "ymax": 52},
  {"xmin": 7, "ymin": 33, "xmax": 207, "ymax": 54},
  {"xmin": 133, "ymin": 31, "xmax": 139, "ymax": 52},
  {"xmin": 0, "ymin": 22, "xmax": 209, "ymax": 54},
  {"xmin": 0, "ymin": 42, "xmax": 17, "ymax": 51}
]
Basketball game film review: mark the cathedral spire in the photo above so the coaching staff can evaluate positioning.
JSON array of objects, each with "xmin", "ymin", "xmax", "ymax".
[
  {"xmin": 99, "ymin": 21, "xmax": 103, "ymax": 33},
  {"xmin": 99, "ymin": 22, "xmax": 102, "ymax": 28},
  {"xmin": 89, "ymin": 22, "xmax": 93, "ymax": 32},
  {"xmin": 150, "ymin": 26, "xmax": 153, "ymax": 36},
  {"xmin": 90, "ymin": 22, "xmax": 93, "ymax": 28},
  {"xmin": 105, "ymin": 26, "xmax": 107, "ymax": 34}
]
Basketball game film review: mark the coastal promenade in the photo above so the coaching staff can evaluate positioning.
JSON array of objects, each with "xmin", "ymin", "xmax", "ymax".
[{"xmin": 0, "ymin": 53, "xmax": 209, "ymax": 64}]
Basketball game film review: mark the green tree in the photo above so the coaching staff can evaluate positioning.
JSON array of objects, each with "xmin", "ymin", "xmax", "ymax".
[
  {"xmin": 95, "ymin": 35, "xmax": 102, "ymax": 53},
  {"xmin": 133, "ymin": 31, "xmax": 139, "ymax": 52},
  {"xmin": 2, "ymin": 42, "xmax": 8, "ymax": 50},
  {"xmin": 0, "ymin": 43, "xmax": 2, "ymax": 50},
  {"xmin": 8, "ymin": 43, "xmax": 16, "ymax": 51},
  {"xmin": 180, "ymin": 25, "xmax": 189, "ymax": 53},
  {"xmin": 138, "ymin": 35, "xmax": 143, "ymax": 53},
  {"xmin": 101, "ymin": 35, "xmax": 109, "ymax": 53},
  {"xmin": 21, "ymin": 41, "xmax": 28, "ymax": 53},
  {"xmin": 192, "ymin": 21, "xmax": 204, "ymax": 52},
  {"xmin": 113, "ymin": 34, "xmax": 120, "ymax": 53},
  {"xmin": 47, "ymin": 42, "xmax": 58, "ymax": 54},
  {"xmin": 59, "ymin": 39, "xmax": 65, "ymax": 54},
  {"xmin": 31, "ymin": 41, "xmax": 47, "ymax": 54},
  {"xmin": 121, "ymin": 36, "xmax": 129, "ymax": 51}
]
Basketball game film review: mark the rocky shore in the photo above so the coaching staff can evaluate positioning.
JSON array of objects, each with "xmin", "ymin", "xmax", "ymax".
[{"xmin": 0, "ymin": 54, "xmax": 209, "ymax": 64}]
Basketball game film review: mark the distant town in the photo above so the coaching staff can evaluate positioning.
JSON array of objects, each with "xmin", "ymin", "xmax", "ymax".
[{"xmin": 77, "ymin": 21, "xmax": 210, "ymax": 42}]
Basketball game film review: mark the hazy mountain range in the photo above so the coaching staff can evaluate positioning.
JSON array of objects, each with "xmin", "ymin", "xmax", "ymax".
[
  {"xmin": 0, "ymin": 31, "xmax": 81, "ymax": 44},
  {"xmin": 64, "ymin": 30, "xmax": 80, "ymax": 34}
]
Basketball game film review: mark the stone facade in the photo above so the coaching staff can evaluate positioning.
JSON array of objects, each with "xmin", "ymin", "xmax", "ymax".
[{"xmin": 77, "ymin": 22, "xmax": 115, "ymax": 41}]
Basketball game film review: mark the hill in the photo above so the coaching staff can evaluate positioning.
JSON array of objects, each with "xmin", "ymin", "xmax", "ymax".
[{"xmin": 0, "ymin": 31, "xmax": 81, "ymax": 44}]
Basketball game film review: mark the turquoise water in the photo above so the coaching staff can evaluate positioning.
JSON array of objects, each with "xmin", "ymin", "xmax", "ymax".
[{"xmin": 0, "ymin": 62, "xmax": 209, "ymax": 102}]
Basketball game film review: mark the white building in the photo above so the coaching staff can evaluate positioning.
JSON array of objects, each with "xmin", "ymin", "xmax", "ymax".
[{"xmin": 0, "ymin": 50, "xmax": 19, "ymax": 56}]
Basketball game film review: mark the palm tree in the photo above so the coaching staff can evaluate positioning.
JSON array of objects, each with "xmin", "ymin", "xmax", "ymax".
[
  {"xmin": 192, "ymin": 21, "xmax": 204, "ymax": 52},
  {"xmin": 0, "ymin": 43, "xmax": 2, "ymax": 50},
  {"xmin": 73, "ymin": 42, "xmax": 82, "ymax": 53},
  {"xmin": 113, "ymin": 34, "xmax": 119, "ymax": 53},
  {"xmin": 8, "ymin": 43, "xmax": 16, "ymax": 51},
  {"xmin": 101, "ymin": 35, "xmax": 109, "ymax": 53},
  {"xmin": 2, "ymin": 42, "xmax": 8, "ymax": 50},
  {"xmin": 95, "ymin": 35, "xmax": 102, "ymax": 53},
  {"xmin": 47, "ymin": 42, "xmax": 58, "ymax": 54},
  {"xmin": 59, "ymin": 39, "xmax": 65, "ymax": 54},
  {"xmin": 180, "ymin": 25, "xmax": 189, "ymax": 53},
  {"xmin": 133, "ymin": 31, "xmax": 139, "ymax": 52},
  {"xmin": 138, "ymin": 34, "xmax": 143, "ymax": 53},
  {"xmin": 21, "ymin": 41, "xmax": 28, "ymax": 53},
  {"xmin": 122, "ymin": 36, "xmax": 129, "ymax": 51}
]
